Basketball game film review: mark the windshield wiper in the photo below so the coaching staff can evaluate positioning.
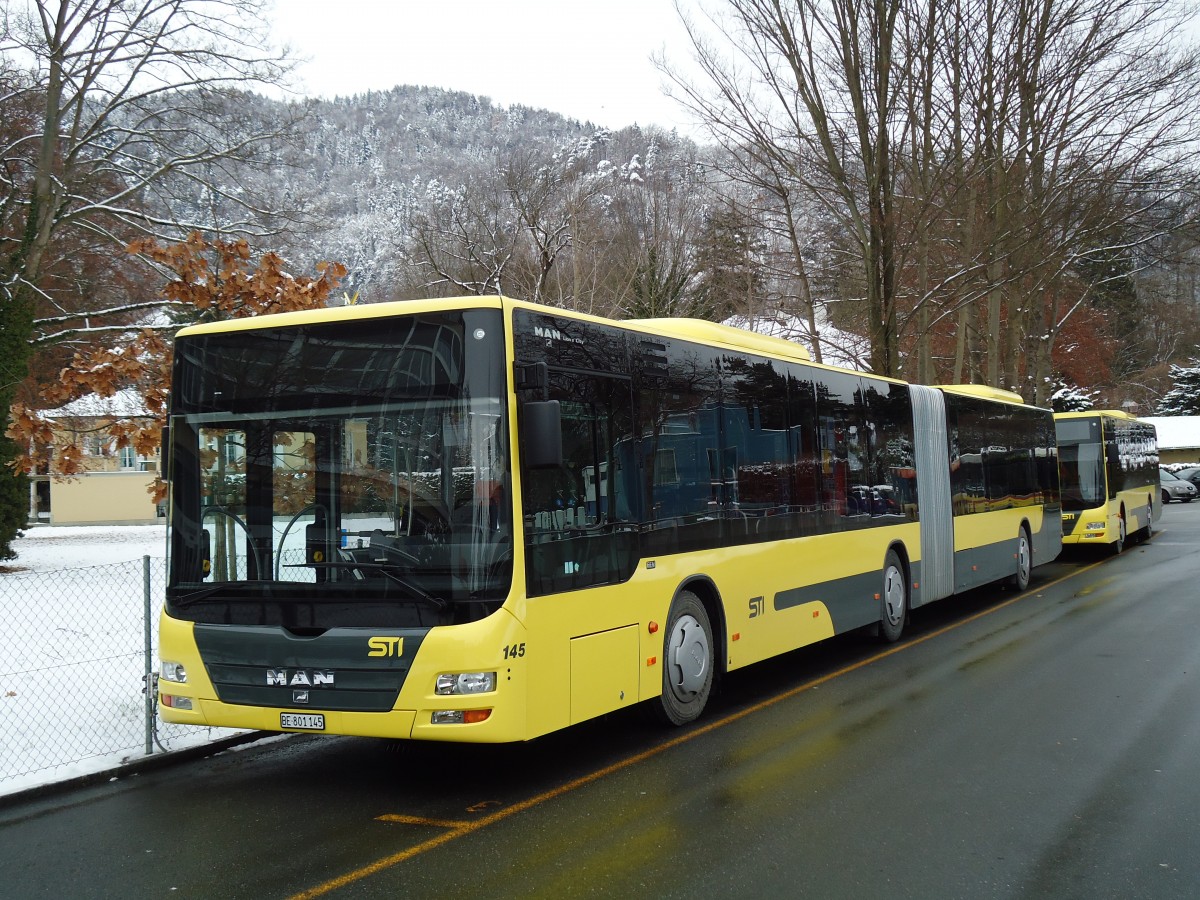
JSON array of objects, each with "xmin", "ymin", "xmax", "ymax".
[
  {"xmin": 296, "ymin": 561, "xmax": 447, "ymax": 610},
  {"xmin": 174, "ymin": 565, "xmax": 449, "ymax": 611},
  {"xmin": 172, "ymin": 581, "xmax": 264, "ymax": 609}
]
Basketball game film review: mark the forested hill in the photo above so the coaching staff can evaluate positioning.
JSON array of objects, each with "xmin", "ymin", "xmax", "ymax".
[
  {"xmin": 175, "ymin": 79, "xmax": 1198, "ymax": 411},
  {"xmin": 293, "ymin": 85, "xmax": 597, "ymax": 187},
  {"xmin": 221, "ymin": 84, "xmax": 709, "ymax": 312}
]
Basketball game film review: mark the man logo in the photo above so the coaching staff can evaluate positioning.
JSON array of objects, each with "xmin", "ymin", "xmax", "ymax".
[
  {"xmin": 266, "ymin": 669, "xmax": 334, "ymax": 687},
  {"xmin": 368, "ymin": 636, "xmax": 404, "ymax": 657},
  {"xmin": 533, "ymin": 325, "xmax": 583, "ymax": 345}
]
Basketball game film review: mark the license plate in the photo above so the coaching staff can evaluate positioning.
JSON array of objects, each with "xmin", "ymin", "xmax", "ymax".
[{"xmin": 280, "ymin": 713, "xmax": 325, "ymax": 731}]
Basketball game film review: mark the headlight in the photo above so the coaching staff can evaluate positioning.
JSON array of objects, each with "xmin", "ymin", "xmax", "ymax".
[
  {"xmin": 435, "ymin": 671, "xmax": 496, "ymax": 695},
  {"xmin": 1085, "ymin": 522, "xmax": 1105, "ymax": 530},
  {"xmin": 160, "ymin": 660, "xmax": 188, "ymax": 683}
]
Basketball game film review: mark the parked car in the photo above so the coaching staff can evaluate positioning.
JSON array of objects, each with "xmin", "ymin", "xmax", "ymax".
[
  {"xmin": 1173, "ymin": 466, "xmax": 1200, "ymax": 489},
  {"xmin": 1159, "ymin": 467, "xmax": 1197, "ymax": 503}
]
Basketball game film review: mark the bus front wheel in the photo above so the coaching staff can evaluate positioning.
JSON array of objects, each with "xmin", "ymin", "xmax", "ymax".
[
  {"xmin": 656, "ymin": 591, "xmax": 714, "ymax": 726},
  {"xmin": 879, "ymin": 550, "xmax": 908, "ymax": 643}
]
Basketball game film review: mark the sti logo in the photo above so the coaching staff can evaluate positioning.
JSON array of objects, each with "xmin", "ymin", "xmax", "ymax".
[{"xmin": 367, "ymin": 636, "xmax": 404, "ymax": 657}]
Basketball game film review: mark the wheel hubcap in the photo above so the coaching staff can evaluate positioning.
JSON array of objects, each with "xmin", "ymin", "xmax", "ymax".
[
  {"xmin": 667, "ymin": 614, "xmax": 710, "ymax": 697},
  {"xmin": 1018, "ymin": 536, "xmax": 1031, "ymax": 582},
  {"xmin": 883, "ymin": 565, "xmax": 905, "ymax": 627}
]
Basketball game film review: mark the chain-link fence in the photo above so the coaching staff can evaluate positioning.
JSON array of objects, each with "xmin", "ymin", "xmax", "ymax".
[{"xmin": 0, "ymin": 557, "xmax": 244, "ymax": 795}]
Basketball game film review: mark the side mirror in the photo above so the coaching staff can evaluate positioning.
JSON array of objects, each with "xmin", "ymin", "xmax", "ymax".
[
  {"xmin": 522, "ymin": 400, "xmax": 562, "ymax": 469},
  {"xmin": 199, "ymin": 529, "xmax": 212, "ymax": 581}
]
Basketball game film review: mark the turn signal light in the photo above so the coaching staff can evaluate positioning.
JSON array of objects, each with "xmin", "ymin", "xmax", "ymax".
[{"xmin": 431, "ymin": 709, "xmax": 493, "ymax": 725}]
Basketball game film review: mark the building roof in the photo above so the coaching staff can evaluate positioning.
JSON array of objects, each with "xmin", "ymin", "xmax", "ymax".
[
  {"xmin": 45, "ymin": 389, "xmax": 152, "ymax": 419},
  {"xmin": 1141, "ymin": 416, "xmax": 1200, "ymax": 450}
]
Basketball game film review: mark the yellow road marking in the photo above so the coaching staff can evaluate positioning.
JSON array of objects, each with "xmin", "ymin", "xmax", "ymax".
[
  {"xmin": 289, "ymin": 555, "xmax": 1111, "ymax": 899},
  {"xmin": 375, "ymin": 814, "xmax": 473, "ymax": 829}
]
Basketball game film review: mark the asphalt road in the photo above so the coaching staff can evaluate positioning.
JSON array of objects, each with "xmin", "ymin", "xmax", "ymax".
[{"xmin": 3, "ymin": 503, "xmax": 1199, "ymax": 899}]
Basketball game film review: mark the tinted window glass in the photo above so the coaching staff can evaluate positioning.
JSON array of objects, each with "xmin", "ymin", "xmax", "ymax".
[
  {"xmin": 948, "ymin": 397, "xmax": 988, "ymax": 515},
  {"xmin": 815, "ymin": 370, "xmax": 866, "ymax": 528},
  {"xmin": 639, "ymin": 342, "xmax": 724, "ymax": 554},
  {"xmin": 514, "ymin": 314, "xmax": 639, "ymax": 597},
  {"xmin": 863, "ymin": 382, "xmax": 917, "ymax": 519}
]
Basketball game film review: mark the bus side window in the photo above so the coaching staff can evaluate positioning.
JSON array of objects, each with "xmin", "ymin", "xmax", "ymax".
[
  {"xmin": 521, "ymin": 373, "xmax": 637, "ymax": 596},
  {"xmin": 815, "ymin": 370, "xmax": 864, "ymax": 528},
  {"xmin": 951, "ymin": 399, "xmax": 988, "ymax": 515},
  {"xmin": 523, "ymin": 400, "xmax": 591, "ymax": 531},
  {"xmin": 863, "ymin": 382, "xmax": 915, "ymax": 519}
]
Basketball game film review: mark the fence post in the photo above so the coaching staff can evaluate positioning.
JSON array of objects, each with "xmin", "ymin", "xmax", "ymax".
[{"xmin": 143, "ymin": 555, "xmax": 154, "ymax": 756}]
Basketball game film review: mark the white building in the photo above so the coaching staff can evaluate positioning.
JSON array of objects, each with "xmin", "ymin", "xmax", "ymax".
[
  {"xmin": 1142, "ymin": 416, "xmax": 1200, "ymax": 466},
  {"xmin": 29, "ymin": 390, "xmax": 161, "ymax": 526}
]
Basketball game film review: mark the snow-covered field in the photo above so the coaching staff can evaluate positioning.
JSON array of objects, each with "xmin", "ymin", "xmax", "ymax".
[
  {"xmin": 5, "ymin": 523, "xmax": 167, "ymax": 572},
  {"xmin": 1, "ymin": 525, "xmax": 245, "ymax": 798}
]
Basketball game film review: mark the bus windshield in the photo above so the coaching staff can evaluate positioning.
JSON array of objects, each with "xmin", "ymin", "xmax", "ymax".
[
  {"xmin": 1056, "ymin": 417, "xmax": 1106, "ymax": 511},
  {"xmin": 164, "ymin": 309, "xmax": 511, "ymax": 627}
]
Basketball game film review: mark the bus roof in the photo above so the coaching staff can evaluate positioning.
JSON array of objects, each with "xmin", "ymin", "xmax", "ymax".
[
  {"xmin": 937, "ymin": 384, "xmax": 1026, "ymax": 405},
  {"xmin": 1053, "ymin": 409, "xmax": 1143, "ymax": 421},
  {"xmin": 176, "ymin": 295, "xmax": 818, "ymax": 369},
  {"xmin": 174, "ymin": 296, "xmax": 502, "ymax": 338},
  {"xmin": 630, "ymin": 316, "xmax": 811, "ymax": 363}
]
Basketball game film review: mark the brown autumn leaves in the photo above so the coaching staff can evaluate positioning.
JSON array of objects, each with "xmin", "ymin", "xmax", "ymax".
[{"xmin": 6, "ymin": 234, "xmax": 346, "ymax": 498}]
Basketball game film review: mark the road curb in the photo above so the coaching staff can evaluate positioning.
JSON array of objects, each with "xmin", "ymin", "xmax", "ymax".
[{"xmin": 0, "ymin": 731, "xmax": 271, "ymax": 810}]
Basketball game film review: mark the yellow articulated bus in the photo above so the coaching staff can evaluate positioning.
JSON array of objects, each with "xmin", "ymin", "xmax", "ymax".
[
  {"xmin": 158, "ymin": 297, "xmax": 1061, "ymax": 742},
  {"xmin": 1054, "ymin": 410, "xmax": 1159, "ymax": 553}
]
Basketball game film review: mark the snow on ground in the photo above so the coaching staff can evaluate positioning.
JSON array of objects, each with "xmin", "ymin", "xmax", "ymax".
[
  {"xmin": 6, "ymin": 523, "xmax": 167, "ymax": 573},
  {"xmin": 1, "ymin": 525, "xmax": 245, "ymax": 799}
]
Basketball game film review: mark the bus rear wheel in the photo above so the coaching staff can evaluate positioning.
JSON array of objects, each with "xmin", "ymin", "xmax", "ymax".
[
  {"xmin": 1137, "ymin": 496, "xmax": 1154, "ymax": 542},
  {"xmin": 1011, "ymin": 525, "xmax": 1032, "ymax": 592},
  {"xmin": 656, "ymin": 591, "xmax": 713, "ymax": 726},
  {"xmin": 879, "ymin": 550, "xmax": 908, "ymax": 643}
]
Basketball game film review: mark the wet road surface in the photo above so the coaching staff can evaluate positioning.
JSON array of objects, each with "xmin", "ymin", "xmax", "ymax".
[{"xmin": 3, "ymin": 504, "xmax": 1199, "ymax": 898}]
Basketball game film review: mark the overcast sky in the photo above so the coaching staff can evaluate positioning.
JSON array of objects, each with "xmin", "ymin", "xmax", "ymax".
[{"xmin": 269, "ymin": 0, "xmax": 706, "ymax": 132}]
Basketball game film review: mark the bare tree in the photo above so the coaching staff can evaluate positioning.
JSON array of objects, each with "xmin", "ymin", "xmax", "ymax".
[
  {"xmin": 664, "ymin": 0, "xmax": 907, "ymax": 376},
  {"xmin": 919, "ymin": 0, "xmax": 1200, "ymax": 402},
  {"xmin": 665, "ymin": 0, "xmax": 1200, "ymax": 402},
  {"xmin": 502, "ymin": 146, "xmax": 610, "ymax": 306},
  {"xmin": 695, "ymin": 137, "xmax": 829, "ymax": 361},
  {"xmin": 600, "ymin": 139, "xmax": 708, "ymax": 320},
  {"xmin": 406, "ymin": 176, "xmax": 518, "ymax": 297},
  {"xmin": 0, "ymin": 0, "xmax": 296, "ymax": 557},
  {"xmin": 406, "ymin": 144, "xmax": 605, "ymax": 304},
  {"xmin": 404, "ymin": 131, "xmax": 713, "ymax": 318}
]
